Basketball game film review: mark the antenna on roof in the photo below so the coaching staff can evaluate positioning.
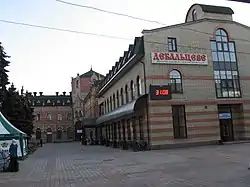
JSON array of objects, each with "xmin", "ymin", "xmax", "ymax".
[{"xmin": 90, "ymin": 65, "xmax": 93, "ymax": 71}]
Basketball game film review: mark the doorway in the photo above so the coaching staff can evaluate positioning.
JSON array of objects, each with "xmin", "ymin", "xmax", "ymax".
[{"xmin": 218, "ymin": 104, "xmax": 234, "ymax": 142}]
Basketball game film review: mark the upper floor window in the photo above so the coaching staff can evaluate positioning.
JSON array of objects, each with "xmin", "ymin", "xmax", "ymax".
[
  {"xmin": 67, "ymin": 112, "xmax": 72, "ymax": 120},
  {"xmin": 116, "ymin": 90, "xmax": 120, "ymax": 107},
  {"xmin": 75, "ymin": 111, "xmax": 78, "ymax": 118},
  {"xmin": 46, "ymin": 112, "xmax": 52, "ymax": 120},
  {"xmin": 104, "ymin": 101, "xmax": 106, "ymax": 113},
  {"xmin": 192, "ymin": 9, "xmax": 197, "ymax": 21},
  {"xmin": 76, "ymin": 80, "xmax": 79, "ymax": 88},
  {"xmin": 136, "ymin": 76, "xmax": 142, "ymax": 96},
  {"xmin": 36, "ymin": 113, "xmax": 41, "ymax": 121},
  {"xmin": 110, "ymin": 96, "xmax": 112, "ymax": 111},
  {"xmin": 130, "ymin": 80, "xmax": 135, "ymax": 100},
  {"xmin": 113, "ymin": 94, "xmax": 116, "ymax": 109},
  {"xmin": 168, "ymin": 37, "xmax": 177, "ymax": 52},
  {"xmin": 120, "ymin": 88, "xmax": 124, "ymax": 105},
  {"xmin": 57, "ymin": 113, "xmax": 62, "ymax": 121},
  {"xmin": 125, "ymin": 85, "xmax": 129, "ymax": 103},
  {"xmin": 170, "ymin": 70, "xmax": 183, "ymax": 93},
  {"xmin": 210, "ymin": 29, "xmax": 241, "ymax": 98},
  {"xmin": 107, "ymin": 99, "xmax": 110, "ymax": 112}
]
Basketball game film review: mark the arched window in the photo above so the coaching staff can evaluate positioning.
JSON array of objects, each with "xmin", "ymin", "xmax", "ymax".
[
  {"xmin": 120, "ymin": 88, "xmax": 124, "ymax": 105},
  {"xmin": 170, "ymin": 70, "xmax": 183, "ymax": 93},
  {"xmin": 110, "ymin": 96, "xmax": 112, "ymax": 111},
  {"xmin": 125, "ymin": 85, "xmax": 129, "ymax": 103},
  {"xmin": 107, "ymin": 99, "xmax": 110, "ymax": 112},
  {"xmin": 130, "ymin": 80, "xmax": 135, "ymax": 100},
  {"xmin": 192, "ymin": 9, "xmax": 197, "ymax": 21},
  {"xmin": 57, "ymin": 113, "xmax": 62, "ymax": 121},
  {"xmin": 75, "ymin": 111, "xmax": 78, "ymax": 118},
  {"xmin": 76, "ymin": 80, "xmax": 79, "ymax": 88},
  {"xmin": 67, "ymin": 112, "xmax": 72, "ymax": 120},
  {"xmin": 113, "ymin": 94, "xmax": 116, "ymax": 109},
  {"xmin": 46, "ymin": 112, "xmax": 52, "ymax": 120},
  {"xmin": 210, "ymin": 29, "xmax": 241, "ymax": 98},
  {"xmin": 116, "ymin": 90, "xmax": 120, "ymax": 107},
  {"xmin": 136, "ymin": 76, "xmax": 142, "ymax": 96}
]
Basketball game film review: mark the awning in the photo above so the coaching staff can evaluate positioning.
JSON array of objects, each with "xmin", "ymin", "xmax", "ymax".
[
  {"xmin": 96, "ymin": 94, "xmax": 147, "ymax": 124},
  {"xmin": 82, "ymin": 117, "xmax": 97, "ymax": 128}
]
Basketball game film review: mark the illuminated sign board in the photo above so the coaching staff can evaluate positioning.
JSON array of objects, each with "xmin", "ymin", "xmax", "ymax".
[{"xmin": 149, "ymin": 85, "xmax": 172, "ymax": 100}]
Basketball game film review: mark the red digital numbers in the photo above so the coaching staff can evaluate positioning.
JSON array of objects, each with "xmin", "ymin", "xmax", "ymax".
[{"xmin": 155, "ymin": 89, "xmax": 169, "ymax": 96}]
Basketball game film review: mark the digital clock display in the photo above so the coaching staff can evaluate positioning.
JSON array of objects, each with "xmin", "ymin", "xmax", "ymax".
[{"xmin": 149, "ymin": 85, "xmax": 172, "ymax": 100}]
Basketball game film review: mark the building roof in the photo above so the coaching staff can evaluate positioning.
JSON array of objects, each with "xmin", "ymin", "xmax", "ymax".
[
  {"xmin": 27, "ymin": 92, "xmax": 72, "ymax": 107},
  {"xmin": 198, "ymin": 4, "xmax": 234, "ymax": 15},
  {"xmin": 80, "ymin": 67, "xmax": 104, "ymax": 78}
]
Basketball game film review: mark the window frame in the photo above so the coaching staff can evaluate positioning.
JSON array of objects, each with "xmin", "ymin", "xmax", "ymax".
[
  {"xmin": 210, "ymin": 29, "xmax": 241, "ymax": 99},
  {"xmin": 168, "ymin": 37, "xmax": 177, "ymax": 52},
  {"xmin": 170, "ymin": 69, "xmax": 183, "ymax": 93}
]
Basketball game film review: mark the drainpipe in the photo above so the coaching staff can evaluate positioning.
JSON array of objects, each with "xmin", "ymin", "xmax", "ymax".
[{"xmin": 139, "ymin": 60, "xmax": 150, "ymax": 150}]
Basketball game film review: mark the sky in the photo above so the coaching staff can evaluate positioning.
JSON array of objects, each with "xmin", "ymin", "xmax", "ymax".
[{"xmin": 0, "ymin": 0, "xmax": 249, "ymax": 95}]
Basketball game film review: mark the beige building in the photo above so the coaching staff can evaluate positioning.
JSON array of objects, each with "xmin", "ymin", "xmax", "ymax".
[{"xmin": 96, "ymin": 3, "xmax": 250, "ymax": 150}]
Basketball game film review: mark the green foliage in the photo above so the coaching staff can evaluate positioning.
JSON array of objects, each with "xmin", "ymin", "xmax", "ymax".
[
  {"xmin": 2, "ymin": 84, "xmax": 34, "ymax": 137},
  {"xmin": 0, "ymin": 42, "xmax": 10, "ymax": 104}
]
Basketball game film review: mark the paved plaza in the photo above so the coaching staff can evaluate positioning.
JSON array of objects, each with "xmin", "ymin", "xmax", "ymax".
[{"xmin": 1, "ymin": 143, "xmax": 250, "ymax": 186}]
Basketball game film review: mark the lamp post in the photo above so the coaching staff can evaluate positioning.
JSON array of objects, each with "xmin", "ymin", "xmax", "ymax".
[{"xmin": 139, "ymin": 60, "xmax": 150, "ymax": 150}]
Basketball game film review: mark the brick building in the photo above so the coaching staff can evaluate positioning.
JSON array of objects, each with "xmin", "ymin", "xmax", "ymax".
[
  {"xmin": 71, "ymin": 68, "xmax": 104, "ymax": 140},
  {"xmin": 82, "ymin": 80, "xmax": 103, "ymax": 144},
  {"xmin": 28, "ymin": 92, "xmax": 73, "ymax": 143},
  {"xmin": 95, "ymin": 3, "xmax": 250, "ymax": 150}
]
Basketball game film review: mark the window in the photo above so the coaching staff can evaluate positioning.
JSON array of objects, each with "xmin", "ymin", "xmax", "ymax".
[
  {"xmin": 125, "ymin": 85, "xmax": 129, "ymax": 103},
  {"xmin": 110, "ymin": 96, "xmax": 112, "ymax": 111},
  {"xmin": 107, "ymin": 99, "xmax": 110, "ymax": 112},
  {"xmin": 67, "ymin": 112, "xmax": 72, "ymax": 120},
  {"xmin": 36, "ymin": 113, "xmax": 41, "ymax": 121},
  {"xmin": 170, "ymin": 70, "xmax": 183, "ymax": 93},
  {"xmin": 168, "ymin": 37, "xmax": 177, "ymax": 52},
  {"xmin": 104, "ymin": 101, "xmax": 106, "ymax": 113},
  {"xmin": 46, "ymin": 113, "xmax": 52, "ymax": 120},
  {"xmin": 172, "ymin": 105, "xmax": 187, "ymax": 139},
  {"xmin": 76, "ymin": 80, "xmax": 79, "ymax": 88},
  {"xmin": 116, "ymin": 90, "xmax": 120, "ymax": 107},
  {"xmin": 210, "ymin": 29, "xmax": 241, "ymax": 98},
  {"xmin": 57, "ymin": 113, "xmax": 62, "ymax": 121},
  {"xmin": 130, "ymin": 80, "xmax": 135, "ymax": 100},
  {"xmin": 192, "ymin": 9, "xmax": 197, "ymax": 21},
  {"xmin": 113, "ymin": 94, "xmax": 116, "ymax": 109},
  {"xmin": 136, "ymin": 76, "xmax": 142, "ymax": 96},
  {"xmin": 120, "ymin": 88, "xmax": 124, "ymax": 105}
]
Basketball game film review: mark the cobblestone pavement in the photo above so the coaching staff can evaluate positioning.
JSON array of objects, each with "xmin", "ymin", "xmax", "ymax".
[{"xmin": 1, "ymin": 143, "xmax": 250, "ymax": 186}]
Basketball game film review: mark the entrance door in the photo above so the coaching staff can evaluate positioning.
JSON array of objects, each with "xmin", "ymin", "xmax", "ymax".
[
  {"xmin": 219, "ymin": 119, "xmax": 234, "ymax": 142},
  {"xmin": 47, "ymin": 133, "xmax": 52, "ymax": 143}
]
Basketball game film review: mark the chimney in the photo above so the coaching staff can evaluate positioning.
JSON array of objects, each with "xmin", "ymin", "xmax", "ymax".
[
  {"xmin": 39, "ymin": 92, "xmax": 43, "ymax": 96},
  {"xmin": 63, "ymin": 91, "xmax": 66, "ymax": 96},
  {"xmin": 77, "ymin": 73, "xmax": 79, "ymax": 77},
  {"xmin": 69, "ymin": 92, "xmax": 72, "ymax": 96},
  {"xmin": 33, "ymin": 92, "xmax": 37, "ymax": 96},
  {"xmin": 56, "ymin": 92, "xmax": 59, "ymax": 96}
]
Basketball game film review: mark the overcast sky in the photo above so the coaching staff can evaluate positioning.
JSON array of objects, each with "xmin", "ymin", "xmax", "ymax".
[{"xmin": 1, "ymin": 0, "xmax": 249, "ymax": 94}]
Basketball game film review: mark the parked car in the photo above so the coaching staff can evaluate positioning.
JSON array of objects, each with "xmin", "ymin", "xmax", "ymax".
[{"xmin": 0, "ymin": 150, "xmax": 10, "ymax": 172}]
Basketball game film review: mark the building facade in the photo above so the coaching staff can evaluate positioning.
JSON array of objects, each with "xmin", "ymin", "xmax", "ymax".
[
  {"xmin": 95, "ymin": 3, "xmax": 250, "ymax": 150},
  {"xmin": 82, "ymin": 80, "xmax": 103, "ymax": 144},
  {"xmin": 28, "ymin": 92, "xmax": 73, "ymax": 143},
  {"xmin": 71, "ymin": 68, "xmax": 104, "ymax": 140}
]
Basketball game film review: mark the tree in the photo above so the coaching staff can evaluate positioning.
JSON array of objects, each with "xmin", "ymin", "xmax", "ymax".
[
  {"xmin": 0, "ymin": 42, "xmax": 10, "ymax": 106},
  {"xmin": 2, "ymin": 84, "xmax": 34, "ymax": 137}
]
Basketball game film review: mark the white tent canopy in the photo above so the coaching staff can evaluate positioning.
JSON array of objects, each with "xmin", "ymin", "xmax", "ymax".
[{"xmin": 0, "ymin": 112, "xmax": 28, "ymax": 158}]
